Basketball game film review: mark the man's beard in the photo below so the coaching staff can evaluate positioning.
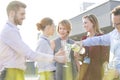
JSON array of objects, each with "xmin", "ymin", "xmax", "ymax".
[{"xmin": 13, "ymin": 14, "xmax": 22, "ymax": 25}]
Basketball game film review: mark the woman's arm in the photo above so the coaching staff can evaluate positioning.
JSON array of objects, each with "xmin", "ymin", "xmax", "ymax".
[{"xmin": 50, "ymin": 40, "xmax": 55, "ymax": 51}]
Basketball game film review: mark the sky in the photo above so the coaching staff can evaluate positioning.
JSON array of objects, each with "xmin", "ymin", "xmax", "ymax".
[{"xmin": 0, "ymin": 0, "xmax": 107, "ymax": 49}]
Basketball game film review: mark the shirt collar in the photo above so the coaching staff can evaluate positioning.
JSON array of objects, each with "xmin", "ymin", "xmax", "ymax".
[
  {"xmin": 40, "ymin": 34, "xmax": 49, "ymax": 41},
  {"xmin": 6, "ymin": 21, "xmax": 19, "ymax": 30}
]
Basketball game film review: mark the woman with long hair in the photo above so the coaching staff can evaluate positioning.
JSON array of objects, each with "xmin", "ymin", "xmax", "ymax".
[{"xmin": 78, "ymin": 14, "xmax": 109, "ymax": 80}]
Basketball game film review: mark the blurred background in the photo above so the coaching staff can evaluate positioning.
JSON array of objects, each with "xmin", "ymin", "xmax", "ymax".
[{"xmin": 0, "ymin": 0, "xmax": 120, "ymax": 80}]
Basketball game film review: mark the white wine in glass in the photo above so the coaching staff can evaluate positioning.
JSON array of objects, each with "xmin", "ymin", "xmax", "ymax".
[{"xmin": 61, "ymin": 40, "xmax": 71, "ymax": 67}]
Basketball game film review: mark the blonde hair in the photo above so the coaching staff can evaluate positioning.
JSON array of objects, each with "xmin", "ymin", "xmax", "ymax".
[
  {"xmin": 82, "ymin": 14, "xmax": 102, "ymax": 34},
  {"xmin": 7, "ymin": 1, "xmax": 26, "ymax": 16},
  {"xmin": 57, "ymin": 19, "xmax": 72, "ymax": 34},
  {"xmin": 36, "ymin": 17, "xmax": 53, "ymax": 31}
]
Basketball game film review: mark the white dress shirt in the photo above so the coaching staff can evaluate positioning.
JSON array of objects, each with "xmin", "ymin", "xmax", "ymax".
[{"xmin": 0, "ymin": 21, "xmax": 54, "ymax": 71}]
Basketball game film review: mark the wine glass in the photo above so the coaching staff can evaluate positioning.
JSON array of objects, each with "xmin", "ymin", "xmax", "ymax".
[{"xmin": 61, "ymin": 40, "xmax": 71, "ymax": 67}]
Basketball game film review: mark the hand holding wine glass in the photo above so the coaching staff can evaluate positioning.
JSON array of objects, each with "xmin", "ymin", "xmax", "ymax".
[
  {"xmin": 71, "ymin": 41, "xmax": 85, "ymax": 54},
  {"xmin": 61, "ymin": 40, "xmax": 71, "ymax": 67},
  {"xmin": 54, "ymin": 48, "xmax": 66, "ymax": 63}
]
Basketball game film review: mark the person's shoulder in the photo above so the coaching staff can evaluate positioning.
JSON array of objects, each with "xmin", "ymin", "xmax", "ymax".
[
  {"xmin": 68, "ymin": 38, "xmax": 74, "ymax": 41},
  {"xmin": 50, "ymin": 37, "xmax": 60, "ymax": 45},
  {"xmin": 53, "ymin": 37, "xmax": 61, "ymax": 43},
  {"xmin": 37, "ymin": 38, "xmax": 46, "ymax": 45},
  {"xmin": 68, "ymin": 38, "xmax": 75, "ymax": 43},
  {"xmin": 4, "ymin": 23, "xmax": 13, "ymax": 31},
  {"xmin": 112, "ymin": 29, "xmax": 117, "ymax": 33},
  {"xmin": 106, "ymin": 29, "xmax": 116, "ymax": 34},
  {"xmin": 1, "ymin": 23, "xmax": 17, "ymax": 35}
]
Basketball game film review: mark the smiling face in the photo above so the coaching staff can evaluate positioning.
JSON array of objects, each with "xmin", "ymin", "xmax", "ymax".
[
  {"xmin": 13, "ymin": 7, "xmax": 25, "ymax": 25},
  {"xmin": 82, "ymin": 18, "xmax": 94, "ymax": 33},
  {"xmin": 58, "ymin": 24, "xmax": 69, "ymax": 39},
  {"xmin": 82, "ymin": 14, "xmax": 101, "ymax": 35},
  {"xmin": 7, "ymin": 1, "xmax": 26, "ymax": 26},
  {"xmin": 57, "ymin": 20, "xmax": 71, "ymax": 39}
]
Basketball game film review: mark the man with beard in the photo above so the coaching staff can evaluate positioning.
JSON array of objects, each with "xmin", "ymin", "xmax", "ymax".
[{"xmin": 0, "ymin": 1, "xmax": 65, "ymax": 80}]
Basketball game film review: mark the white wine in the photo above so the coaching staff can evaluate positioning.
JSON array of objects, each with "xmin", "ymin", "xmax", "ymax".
[
  {"xmin": 71, "ymin": 44, "xmax": 80, "ymax": 53},
  {"xmin": 70, "ymin": 43, "xmax": 85, "ymax": 54}
]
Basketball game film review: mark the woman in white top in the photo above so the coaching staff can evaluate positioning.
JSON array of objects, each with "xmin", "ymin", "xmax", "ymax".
[{"xmin": 35, "ymin": 17, "xmax": 63, "ymax": 80}]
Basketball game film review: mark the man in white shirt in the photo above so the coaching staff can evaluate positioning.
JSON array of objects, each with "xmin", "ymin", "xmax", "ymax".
[{"xmin": 0, "ymin": 1, "xmax": 65, "ymax": 80}]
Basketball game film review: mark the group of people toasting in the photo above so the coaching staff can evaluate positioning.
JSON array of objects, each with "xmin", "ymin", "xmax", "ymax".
[{"xmin": 0, "ymin": 1, "xmax": 120, "ymax": 80}]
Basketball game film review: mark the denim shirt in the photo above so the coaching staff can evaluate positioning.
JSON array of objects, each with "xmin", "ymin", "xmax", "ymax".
[{"xmin": 83, "ymin": 29, "xmax": 120, "ymax": 73}]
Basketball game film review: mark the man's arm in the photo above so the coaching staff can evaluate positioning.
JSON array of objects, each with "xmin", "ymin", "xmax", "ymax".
[
  {"xmin": 1, "ymin": 27, "xmax": 56, "ymax": 62},
  {"xmin": 82, "ymin": 33, "xmax": 110, "ymax": 46}
]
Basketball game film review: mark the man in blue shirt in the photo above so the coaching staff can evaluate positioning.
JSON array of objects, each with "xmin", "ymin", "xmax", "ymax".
[{"xmin": 78, "ymin": 6, "xmax": 120, "ymax": 80}]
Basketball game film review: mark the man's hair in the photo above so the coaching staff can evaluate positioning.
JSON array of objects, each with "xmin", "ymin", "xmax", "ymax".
[
  {"xmin": 6, "ymin": 1, "xmax": 26, "ymax": 15},
  {"xmin": 111, "ymin": 6, "xmax": 120, "ymax": 15}
]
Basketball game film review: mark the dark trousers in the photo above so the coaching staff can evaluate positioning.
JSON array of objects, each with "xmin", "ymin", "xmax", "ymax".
[{"xmin": 0, "ymin": 69, "xmax": 6, "ymax": 80}]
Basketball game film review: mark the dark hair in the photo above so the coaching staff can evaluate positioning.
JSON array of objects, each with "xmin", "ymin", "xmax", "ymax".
[
  {"xmin": 36, "ymin": 17, "xmax": 53, "ymax": 31},
  {"xmin": 111, "ymin": 6, "xmax": 120, "ymax": 15},
  {"xmin": 7, "ymin": 1, "xmax": 26, "ymax": 15}
]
